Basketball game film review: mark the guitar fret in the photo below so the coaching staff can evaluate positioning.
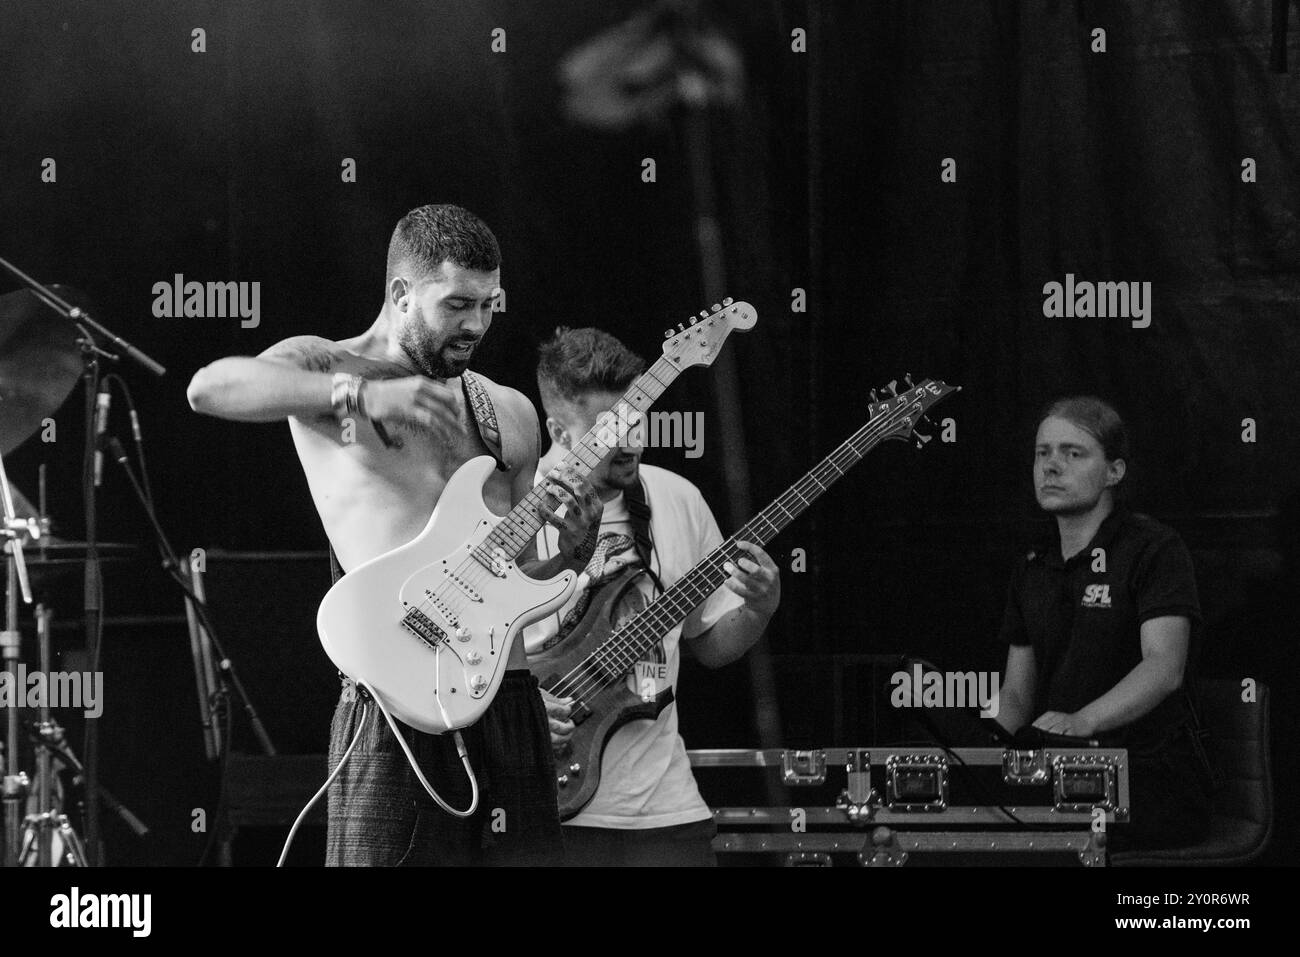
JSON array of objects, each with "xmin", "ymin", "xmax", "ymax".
[{"xmin": 562, "ymin": 385, "xmax": 958, "ymax": 712}]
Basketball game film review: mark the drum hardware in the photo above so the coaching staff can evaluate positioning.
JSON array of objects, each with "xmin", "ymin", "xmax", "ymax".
[
  {"xmin": 1, "ymin": 438, "xmax": 37, "ymax": 866},
  {"xmin": 1, "ymin": 257, "xmax": 165, "ymax": 865}
]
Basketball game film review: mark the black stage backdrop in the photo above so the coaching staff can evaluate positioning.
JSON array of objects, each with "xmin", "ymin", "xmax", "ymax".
[{"xmin": 1, "ymin": 0, "xmax": 1297, "ymax": 865}]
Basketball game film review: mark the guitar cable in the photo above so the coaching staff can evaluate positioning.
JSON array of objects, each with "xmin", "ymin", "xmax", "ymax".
[{"xmin": 276, "ymin": 684, "xmax": 479, "ymax": 867}]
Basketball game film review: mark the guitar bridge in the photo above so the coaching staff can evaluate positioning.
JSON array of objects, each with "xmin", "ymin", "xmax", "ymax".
[{"xmin": 401, "ymin": 607, "xmax": 448, "ymax": 650}]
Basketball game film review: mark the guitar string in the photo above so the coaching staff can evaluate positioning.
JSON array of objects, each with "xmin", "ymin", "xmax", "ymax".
[
  {"xmin": 430, "ymin": 358, "xmax": 674, "ymax": 618},
  {"xmin": 547, "ymin": 395, "xmax": 931, "ymax": 703},
  {"xmin": 412, "ymin": 357, "xmax": 673, "ymax": 621},
  {"xmin": 549, "ymin": 399, "xmax": 921, "ymax": 702},
  {"xmin": 399, "ymin": 354, "xmax": 681, "ymax": 703},
  {"xmin": 548, "ymin": 413, "xmax": 899, "ymax": 701}
]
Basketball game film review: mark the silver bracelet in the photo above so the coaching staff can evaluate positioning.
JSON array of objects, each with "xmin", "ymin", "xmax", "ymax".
[{"xmin": 331, "ymin": 373, "xmax": 362, "ymax": 422}]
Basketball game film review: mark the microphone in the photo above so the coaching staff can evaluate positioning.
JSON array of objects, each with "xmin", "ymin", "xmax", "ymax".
[{"xmin": 93, "ymin": 380, "xmax": 112, "ymax": 487}]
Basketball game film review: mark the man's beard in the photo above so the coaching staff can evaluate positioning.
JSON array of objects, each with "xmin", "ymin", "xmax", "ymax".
[
  {"xmin": 600, "ymin": 456, "xmax": 640, "ymax": 493},
  {"xmin": 397, "ymin": 307, "xmax": 476, "ymax": 379}
]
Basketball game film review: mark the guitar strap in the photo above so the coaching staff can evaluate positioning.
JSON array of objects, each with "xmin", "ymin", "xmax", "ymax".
[
  {"xmin": 328, "ymin": 370, "xmax": 509, "ymax": 584},
  {"xmin": 623, "ymin": 474, "xmax": 654, "ymax": 573}
]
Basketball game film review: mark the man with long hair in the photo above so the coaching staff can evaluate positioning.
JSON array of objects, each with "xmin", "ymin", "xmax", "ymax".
[{"xmin": 994, "ymin": 396, "xmax": 1214, "ymax": 849}]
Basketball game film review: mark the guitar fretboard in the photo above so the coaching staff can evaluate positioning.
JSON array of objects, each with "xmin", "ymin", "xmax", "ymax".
[
  {"xmin": 470, "ymin": 355, "xmax": 679, "ymax": 571},
  {"xmin": 593, "ymin": 393, "xmax": 928, "ymax": 678}
]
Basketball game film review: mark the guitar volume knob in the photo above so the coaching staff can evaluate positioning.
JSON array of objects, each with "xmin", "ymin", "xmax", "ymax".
[
  {"xmin": 557, "ymin": 775, "xmax": 569, "ymax": 788},
  {"xmin": 569, "ymin": 763, "xmax": 581, "ymax": 777},
  {"xmin": 454, "ymin": 626, "xmax": 471, "ymax": 642},
  {"xmin": 469, "ymin": 674, "xmax": 488, "ymax": 693},
  {"xmin": 466, "ymin": 650, "xmax": 482, "ymax": 665}
]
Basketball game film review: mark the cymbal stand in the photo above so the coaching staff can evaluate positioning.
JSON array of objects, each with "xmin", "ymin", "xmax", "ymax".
[
  {"xmin": 18, "ymin": 604, "xmax": 88, "ymax": 866},
  {"xmin": 1, "ymin": 446, "xmax": 38, "ymax": 867},
  {"xmin": 0, "ymin": 253, "xmax": 167, "ymax": 866}
]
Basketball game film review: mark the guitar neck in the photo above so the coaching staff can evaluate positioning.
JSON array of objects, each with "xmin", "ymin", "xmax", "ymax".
[
  {"xmin": 597, "ymin": 406, "xmax": 911, "ymax": 675},
  {"xmin": 474, "ymin": 355, "xmax": 682, "ymax": 564}
]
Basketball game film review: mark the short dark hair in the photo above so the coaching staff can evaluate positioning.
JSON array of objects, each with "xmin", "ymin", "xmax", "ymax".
[
  {"xmin": 536, "ymin": 327, "xmax": 647, "ymax": 413},
  {"xmin": 385, "ymin": 204, "xmax": 501, "ymax": 287}
]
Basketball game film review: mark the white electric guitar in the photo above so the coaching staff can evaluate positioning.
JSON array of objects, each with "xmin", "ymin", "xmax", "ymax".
[{"xmin": 316, "ymin": 298, "xmax": 757, "ymax": 733}]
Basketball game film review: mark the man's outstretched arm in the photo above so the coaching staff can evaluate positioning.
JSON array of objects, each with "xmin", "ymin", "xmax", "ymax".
[{"xmin": 187, "ymin": 335, "xmax": 337, "ymax": 422}]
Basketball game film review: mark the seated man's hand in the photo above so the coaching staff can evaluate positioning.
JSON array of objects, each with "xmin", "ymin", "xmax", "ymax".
[{"xmin": 1031, "ymin": 710, "xmax": 1097, "ymax": 737}]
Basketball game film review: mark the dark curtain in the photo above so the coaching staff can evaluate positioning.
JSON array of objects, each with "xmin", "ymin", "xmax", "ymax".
[{"xmin": 1, "ymin": 0, "xmax": 1295, "ymax": 863}]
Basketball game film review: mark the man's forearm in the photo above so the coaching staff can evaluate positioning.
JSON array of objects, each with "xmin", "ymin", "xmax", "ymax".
[
  {"xmin": 188, "ymin": 358, "xmax": 334, "ymax": 422},
  {"xmin": 993, "ymin": 690, "xmax": 1033, "ymax": 734},
  {"xmin": 1077, "ymin": 656, "xmax": 1182, "ymax": 734},
  {"xmin": 690, "ymin": 605, "xmax": 771, "ymax": 668}
]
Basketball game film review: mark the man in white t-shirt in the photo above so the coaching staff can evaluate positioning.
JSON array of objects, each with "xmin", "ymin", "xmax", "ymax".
[{"xmin": 526, "ymin": 327, "xmax": 780, "ymax": 866}]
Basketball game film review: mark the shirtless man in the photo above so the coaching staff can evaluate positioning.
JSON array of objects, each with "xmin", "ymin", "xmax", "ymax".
[{"xmin": 186, "ymin": 204, "xmax": 602, "ymax": 865}]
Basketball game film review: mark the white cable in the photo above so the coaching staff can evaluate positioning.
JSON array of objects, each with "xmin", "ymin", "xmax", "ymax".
[
  {"xmin": 276, "ymin": 682, "xmax": 479, "ymax": 868},
  {"xmin": 360, "ymin": 680, "xmax": 479, "ymax": 819},
  {"xmin": 276, "ymin": 697, "xmax": 370, "ymax": 867}
]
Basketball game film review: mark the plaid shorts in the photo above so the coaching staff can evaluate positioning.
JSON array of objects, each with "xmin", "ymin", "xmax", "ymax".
[{"xmin": 325, "ymin": 670, "xmax": 564, "ymax": 866}]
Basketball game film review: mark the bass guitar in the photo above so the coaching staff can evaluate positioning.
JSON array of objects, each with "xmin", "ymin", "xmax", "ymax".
[{"xmin": 530, "ymin": 376, "xmax": 959, "ymax": 818}]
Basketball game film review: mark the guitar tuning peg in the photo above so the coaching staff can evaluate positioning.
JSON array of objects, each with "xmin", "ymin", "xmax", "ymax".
[
  {"xmin": 870, "ymin": 389, "xmax": 880, "ymax": 403},
  {"xmin": 689, "ymin": 316, "xmax": 698, "ymax": 324},
  {"xmin": 711, "ymin": 303, "xmax": 722, "ymax": 313},
  {"xmin": 723, "ymin": 296, "xmax": 734, "ymax": 306},
  {"xmin": 904, "ymin": 373, "xmax": 914, "ymax": 388},
  {"xmin": 886, "ymin": 379, "xmax": 898, "ymax": 397},
  {"xmin": 699, "ymin": 310, "xmax": 710, "ymax": 320},
  {"xmin": 664, "ymin": 329, "xmax": 674, "ymax": 339}
]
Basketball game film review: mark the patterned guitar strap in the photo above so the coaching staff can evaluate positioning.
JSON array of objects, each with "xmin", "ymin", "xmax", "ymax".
[{"xmin": 327, "ymin": 369, "xmax": 509, "ymax": 585}]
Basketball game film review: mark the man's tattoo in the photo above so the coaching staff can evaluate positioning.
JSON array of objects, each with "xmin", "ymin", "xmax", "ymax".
[{"xmin": 265, "ymin": 338, "xmax": 335, "ymax": 372}]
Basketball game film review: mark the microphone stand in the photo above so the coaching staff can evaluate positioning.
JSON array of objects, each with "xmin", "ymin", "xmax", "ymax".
[
  {"xmin": 104, "ymin": 439, "xmax": 276, "ymax": 758},
  {"xmin": 0, "ymin": 254, "xmax": 165, "ymax": 866}
]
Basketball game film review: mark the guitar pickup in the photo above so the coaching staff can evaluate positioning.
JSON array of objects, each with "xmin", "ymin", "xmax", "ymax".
[
  {"xmin": 400, "ymin": 607, "xmax": 448, "ymax": 650},
  {"xmin": 442, "ymin": 569, "xmax": 483, "ymax": 603}
]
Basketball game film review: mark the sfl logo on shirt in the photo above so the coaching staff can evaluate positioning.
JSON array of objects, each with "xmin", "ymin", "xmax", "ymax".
[{"xmin": 1081, "ymin": 583, "xmax": 1112, "ymax": 608}]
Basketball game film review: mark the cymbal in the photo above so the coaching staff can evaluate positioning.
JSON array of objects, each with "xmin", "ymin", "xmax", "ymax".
[{"xmin": 0, "ymin": 285, "xmax": 88, "ymax": 455}]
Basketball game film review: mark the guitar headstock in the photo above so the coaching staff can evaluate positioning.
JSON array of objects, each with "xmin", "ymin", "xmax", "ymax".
[
  {"xmin": 661, "ymin": 298, "xmax": 757, "ymax": 369},
  {"xmin": 867, "ymin": 375, "xmax": 961, "ymax": 447}
]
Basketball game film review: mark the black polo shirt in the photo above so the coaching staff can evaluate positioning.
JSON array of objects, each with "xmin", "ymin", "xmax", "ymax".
[{"xmin": 998, "ymin": 506, "xmax": 1201, "ymax": 749}]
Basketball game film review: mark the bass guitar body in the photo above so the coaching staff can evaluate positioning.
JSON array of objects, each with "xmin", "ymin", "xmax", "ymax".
[{"xmin": 528, "ymin": 567, "xmax": 674, "ymax": 820}]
